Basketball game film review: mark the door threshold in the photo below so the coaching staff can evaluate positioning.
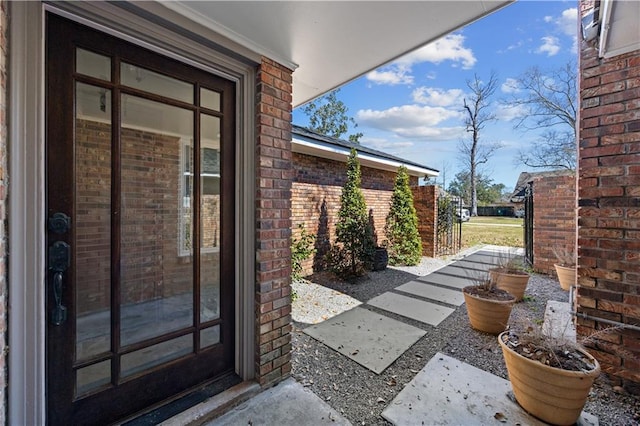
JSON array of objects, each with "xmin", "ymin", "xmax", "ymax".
[
  {"xmin": 121, "ymin": 373, "xmax": 255, "ymax": 426},
  {"xmin": 157, "ymin": 379, "xmax": 261, "ymax": 426}
]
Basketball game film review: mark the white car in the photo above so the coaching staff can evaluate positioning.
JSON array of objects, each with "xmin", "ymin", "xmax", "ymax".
[
  {"xmin": 457, "ymin": 208, "xmax": 470, "ymax": 222},
  {"xmin": 515, "ymin": 208, "xmax": 525, "ymax": 218}
]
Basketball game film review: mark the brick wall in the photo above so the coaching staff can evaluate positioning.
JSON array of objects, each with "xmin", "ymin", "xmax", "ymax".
[
  {"xmin": 531, "ymin": 173, "xmax": 577, "ymax": 275},
  {"xmin": 255, "ymin": 57, "xmax": 293, "ymax": 386},
  {"xmin": 578, "ymin": 21, "xmax": 640, "ymax": 393},
  {"xmin": 0, "ymin": 0, "xmax": 7, "ymax": 422},
  {"xmin": 412, "ymin": 186, "xmax": 438, "ymax": 257},
  {"xmin": 291, "ymin": 152, "xmax": 421, "ymax": 274}
]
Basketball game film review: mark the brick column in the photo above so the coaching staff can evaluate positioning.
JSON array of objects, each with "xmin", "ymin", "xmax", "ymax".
[
  {"xmin": 531, "ymin": 174, "xmax": 577, "ymax": 275},
  {"xmin": 412, "ymin": 185, "xmax": 437, "ymax": 257},
  {"xmin": 578, "ymin": 8, "xmax": 640, "ymax": 394},
  {"xmin": 255, "ymin": 57, "xmax": 293, "ymax": 386}
]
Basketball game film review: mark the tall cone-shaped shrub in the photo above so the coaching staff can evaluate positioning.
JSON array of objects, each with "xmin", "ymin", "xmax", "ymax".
[
  {"xmin": 330, "ymin": 148, "xmax": 373, "ymax": 278},
  {"xmin": 384, "ymin": 166, "xmax": 422, "ymax": 265}
]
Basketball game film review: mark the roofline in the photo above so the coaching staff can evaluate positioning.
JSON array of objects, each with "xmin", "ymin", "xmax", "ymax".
[{"xmin": 292, "ymin": 133, "xmax": 438, "ymax": 178}]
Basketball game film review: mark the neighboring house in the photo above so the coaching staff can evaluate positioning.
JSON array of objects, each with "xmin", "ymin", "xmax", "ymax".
[
  {"xmin": 291, "ymin": 125, "xmax": 438, "ymax": 273},
  {"xmin": 510, "ymin": 170, "xmax": 577, "ymax": 275},
  {"xmin": 578, "ymin": 0, "xmax": 640, "ymax": 394},
  {"xmin": 2, "ymin": 1, "xmax": 512, "ymax": 424}
]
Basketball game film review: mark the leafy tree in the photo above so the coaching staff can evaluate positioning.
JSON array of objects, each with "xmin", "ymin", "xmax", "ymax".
[
  {"xmin": 504, "ymin": 62, "xmax": 577, "ymax": 170},
  {"xmin": 461, "ymin": 72, "xmax": 501, "ymax": 216},
  {"xmin": 302, "ymin": 89, "xmax": 363, "ymax": 143},
  {"xmin": 448, "ymin": 171, "xmax": 506, "ymax": 205},
  {"xmin": 384, "ymin": 166, "xmax": 422, "ymax": 265},
  {"xmin": 291, "ymin": 223, "xmax": 316, "ymax": 281},
  {"xmin": 329, "ymin": 148, "xmax": 373, "ymax": 278}
]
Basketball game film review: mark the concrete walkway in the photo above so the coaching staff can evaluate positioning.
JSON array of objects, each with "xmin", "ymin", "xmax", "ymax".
[
  {"xmin": 185, "ymin": 246, "xmax": 596, "ymax": 425},
  {"xmin": 300, "ymin": 246, "xmax": 512, "ymax": 374}
]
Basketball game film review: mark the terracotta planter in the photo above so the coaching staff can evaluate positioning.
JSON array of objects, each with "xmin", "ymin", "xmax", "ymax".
[
  {"xmin": 555, "ymin": 264, "xmax": 576, "ymax": 291},
  {"xmin": 462, "ymin": 286, "xmax": 516, "ymax": 335},
  {"xmin": 489, "ymin": 268, "xmax": 530, "ymax": 301},
  {"xmin": 498, "ymin": 332, "xmax": 600, "ymax": 425}
]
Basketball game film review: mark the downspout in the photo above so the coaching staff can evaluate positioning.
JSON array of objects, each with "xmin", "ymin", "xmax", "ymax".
[{"xmin": 598, "ymin": 0, "xmax": 613, "ymax": 58}]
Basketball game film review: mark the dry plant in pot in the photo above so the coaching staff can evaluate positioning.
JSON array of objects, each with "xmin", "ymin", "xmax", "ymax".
[
  {"xmin": 498, "ymin": 320, "xmax": 601, "ymax": 425},
  {"xmin": 462, "ymin": 271, "xmax": 516, "ymax": 335},
  {"xmin": 552, "ymin": 247, "xmax": 576, "ymax": 291},
  {"xmin": 489, "ymin": 251, "xmax": 530, "ymax": 301}
]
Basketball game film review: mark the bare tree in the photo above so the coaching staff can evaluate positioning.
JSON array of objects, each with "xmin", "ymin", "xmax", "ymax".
[
  {"xmin": 505, "ymin": 62, "xmax": 577, "ymax": 169},
  {"xmin": 461, "ymin": 72, "xmax": 501, "ymax": 216}
]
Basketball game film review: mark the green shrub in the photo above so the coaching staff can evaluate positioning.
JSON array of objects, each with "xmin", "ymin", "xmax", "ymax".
[
  {"xmin": 329, "ymin": 148, "xmax": 374, "ymax": 279},
  {"xmin": 384, "ymin": 166, "xmax": 422, "ymax": 265},
  {"xmin": 291, "ymin": 223, "xmax": 316, "ymax": 281}
]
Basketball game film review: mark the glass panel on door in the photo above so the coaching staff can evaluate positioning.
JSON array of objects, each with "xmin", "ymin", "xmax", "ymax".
[
  {"xmin": 200, "ymin": 114, "xmax": 221, "ymax": 324},
  {"xmin": 75, "ymin": 82, "xmax": 112, "ymax": 362},
  {"xmin": 120, "ymin": 94, "xmax": 195, "ymax": 348}
]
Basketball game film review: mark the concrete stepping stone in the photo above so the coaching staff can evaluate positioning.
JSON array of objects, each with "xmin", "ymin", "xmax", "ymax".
[
  {"xmin": 433, "ymin": 265, "xmax": 484, "ymax": 279},
  {"xmin": 382, "ymin": 352, "xmax": 597, "ymax": 426},
  {"xmin": 367, "ymin": 292, "xmax": 455, "ymax": 326},
  {"xmin": 207, "ymin": 378, "xmax": 350, "ymax": 425},
  {"xmin": 463, "ymin": 252, "xmax": 503, "ymax": 265},
  {"xmin": 395, "ymin": 281, "xmax": 464, "ymax": 306},
  {"xmin": 415, "ymin": 272, "xmax": 474, "ymax": 290},
  {"xmin": 543, "ymin": 300, "xmax": 576, "ymax": 341},
  {"xmin": 448, "ymin": 260, "xmax": 495, "ymax": 272},
  {"xmin": 304, "ymin": 307, "xmax": 425, "ymax": 374}
]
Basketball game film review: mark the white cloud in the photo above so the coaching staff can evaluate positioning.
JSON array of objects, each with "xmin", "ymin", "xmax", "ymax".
[
  {"xmin": 557, "ymin": 8, "xmax": 577, "ymax": 37},
  {"xmin": 501, "ymin": 78, "xmax": 520, "ymax": 94},
  {"xmin": 361, "ymin": 137, "xmax": 413, "ymax": 151},
  {"xmin": 412, "ymin": 87, "xmax": 464, "ymax": 107},
  {"xmin": 366, "ymin": 34, "xmax": 475, "ymax": 86},
  {"xmin": 356, "ymin": 105, "xmax": 464, "ymax": 140},
  {"xmin": 495, "ymin": 104, "xmax": 528, "ymax": 122},
  {"xmin": 393, "ymin": 126, "xmax": 465, "ymax": 140},
  {"xmin": 397, "ymin": 34, "xmax": 476, "ymax": 69},
  {"xmin": 544, "ymin": 15, "xmax": 553, "ymax": 23},
  {"xmin": 366, "ymin": 67, "xmax": 413, "ymax": 86},
  {"xmin": 536, "ymin": 36, "xmax": 560, "ymax": 56}
]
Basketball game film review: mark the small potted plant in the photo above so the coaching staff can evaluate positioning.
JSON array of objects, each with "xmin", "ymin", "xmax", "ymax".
[
  {"xmin": 498, "ymin": 321, "xmax": 601, "ymax": 425},
  {"xmin": 553, "ymin": 247, "xmax": 576, "ymax": 291},
  {"xmin": 462, "ymin": 272, "xmax": 516, "ymax": 335},
  {"xmin": 489, "ymin": 252, "xmax": 530, "ymax": 301}
]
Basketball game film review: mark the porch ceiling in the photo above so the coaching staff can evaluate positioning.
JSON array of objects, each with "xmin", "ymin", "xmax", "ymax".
[{"xmin": 164, "ymin": 1, "xmax": 513, "ymax": 107}]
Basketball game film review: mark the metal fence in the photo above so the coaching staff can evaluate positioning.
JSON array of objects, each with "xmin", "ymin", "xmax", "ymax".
[
  {"xmin": 524, "ymin": 182, "xmax": 534, "ymax": 266},
  {"xmin": 436, "ymin": 195, "xmax": 462, "ymax": 256}
]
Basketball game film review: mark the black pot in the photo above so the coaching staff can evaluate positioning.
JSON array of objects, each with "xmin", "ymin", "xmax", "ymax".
[{"xmin": 373, "ymin": 247, "xmax": 388, "ymax": 271}]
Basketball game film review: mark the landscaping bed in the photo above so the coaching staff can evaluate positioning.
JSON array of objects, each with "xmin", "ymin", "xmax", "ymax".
[{"xmin": 291, "ymin": 261, "xmax": 640, "ymax": 425}]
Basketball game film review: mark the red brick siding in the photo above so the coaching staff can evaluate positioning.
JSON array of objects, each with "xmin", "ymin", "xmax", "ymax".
[
  {"xmin": 578, "ymin": 22, "xmax": 640, "ymax": 393},
  {"xmin": 531, "ymin": 174, "xmax": 577, "ymax": 275},
  {"xmin": 255, "ymin": 57, "xmax": 293, "ymax": 386},
  {"xmin": 291, "ymin": 152, "xmax": 422, "ymax": 274},
  {"xmin": 0, "ymin": 0, "xmax": 7, "ymax": 421},
  {"xmin": 412, "ymin": 186, "xmax": 438, "ymax": 257}
]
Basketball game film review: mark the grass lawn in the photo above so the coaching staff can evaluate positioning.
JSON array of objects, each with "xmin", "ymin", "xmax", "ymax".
[
  {"xmin": 461, "ymin": 216, "xmax": 524, "ymax": 249},
  {"xmin": 466, "ymin": 216, "xmax": 523, "ymax": 225}
]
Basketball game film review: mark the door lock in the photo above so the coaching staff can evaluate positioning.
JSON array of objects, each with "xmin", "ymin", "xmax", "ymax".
[{"xmin": 48, "ymin": 212, "xmax": 71, "ymax": 234}]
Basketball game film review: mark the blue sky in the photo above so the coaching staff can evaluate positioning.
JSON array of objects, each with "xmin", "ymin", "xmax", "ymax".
[{"xmin": 292, "ymin": 1, "xmax": 578, "ymax": 192}]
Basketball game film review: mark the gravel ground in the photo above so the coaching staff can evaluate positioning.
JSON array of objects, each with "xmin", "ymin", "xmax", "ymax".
[{"xmin": 291, "ymin": 254, "xmax": 640, "ymax": 426}]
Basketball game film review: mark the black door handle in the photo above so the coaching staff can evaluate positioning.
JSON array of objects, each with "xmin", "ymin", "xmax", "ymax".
[{"xmin": 49, "ymin": 241, "xmax": 70, "ymax": 326}]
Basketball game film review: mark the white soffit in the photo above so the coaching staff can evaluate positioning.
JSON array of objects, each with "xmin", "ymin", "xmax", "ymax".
[
  {"xmin": 599, "ymin": 0, "xmax": 640, "ymax": 59},
  {"xmin": 164, "ymin": 1, "xmax": 513, "ymax": 107}
]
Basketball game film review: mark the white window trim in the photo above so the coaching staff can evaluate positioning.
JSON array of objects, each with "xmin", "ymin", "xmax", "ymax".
[
  {"xmin": 179, "ymin": 140, "xmax": 222, "ymax": 257},
  {"xmin": 9, "ymin": 3, "xmax": 256, "ymax": 424}
]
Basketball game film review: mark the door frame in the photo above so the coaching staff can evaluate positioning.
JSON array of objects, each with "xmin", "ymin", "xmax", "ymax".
[{"xmin": 9, "ymin": 3, "xmax": 257, "ymax": 424}]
